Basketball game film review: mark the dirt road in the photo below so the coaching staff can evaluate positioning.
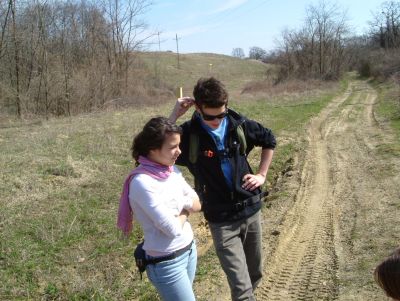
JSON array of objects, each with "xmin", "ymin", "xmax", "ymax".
[
  {"xmin": 197, "ymin": 79, "xmax": 399, "ymax": 301},
  {"xmin": 254, "ymin": 79, "xmax": 400, "ymax": 300}
]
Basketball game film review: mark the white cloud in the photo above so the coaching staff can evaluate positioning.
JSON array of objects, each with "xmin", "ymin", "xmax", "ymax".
[
  {"xmin": 152, "ymin": 1, "xmax": 175, "ymax": 9},
  {"xmin": 211, "ymin": 0, "xmax": 249, "ymax": 14},
  {"xmin": 163, "ymin": 24, "xmax": 212, "ymax": 39}
]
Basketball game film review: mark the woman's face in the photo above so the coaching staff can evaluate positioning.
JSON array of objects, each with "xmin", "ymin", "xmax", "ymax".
[{"xmin": 149, "ymin": 133, "xmax": 181, "ymax": 166}]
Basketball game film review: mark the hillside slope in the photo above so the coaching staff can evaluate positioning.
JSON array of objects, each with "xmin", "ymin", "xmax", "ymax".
[{"xmin": 136, "ymin": 51, "xmax": 271, "ymax": 98}]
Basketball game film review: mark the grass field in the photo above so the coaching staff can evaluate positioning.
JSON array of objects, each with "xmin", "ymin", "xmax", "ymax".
[
  {"xmin": 373, "ymin": 80, "xmax": 400, "ymax": 157},
  {"xmin": 0, "ymin": 53, "xmax": 355, "ymax": 300},
  {"xmin": 137, "ymin": 52, "xmax": 271, "ymax": 95}
]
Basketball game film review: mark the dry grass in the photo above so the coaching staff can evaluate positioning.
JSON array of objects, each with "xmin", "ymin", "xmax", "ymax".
[
  {"xmin": 0, "ymin": 54, "xmax": 348, "ymax": 300},
  {"xmin": 137, "ymin": 52, "xmax": 271, "ymax": 98},
  {"xmin": 241, "ymin": 78, "xmax": 338, "ymax": 97}
]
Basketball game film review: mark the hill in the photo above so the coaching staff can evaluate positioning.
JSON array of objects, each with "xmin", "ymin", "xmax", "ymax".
[
  {"xmin": 134, "ymin": 51, "xmax": 272, "ymax": 101},
  {"xmin": 131, "ymin": 52, "xmax": 339, "ymax": 111}
]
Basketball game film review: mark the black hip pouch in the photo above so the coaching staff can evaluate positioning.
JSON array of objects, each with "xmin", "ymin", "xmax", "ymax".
[{"xmin": 134, "ymin": 241, "xmax": 147, "ymax": 279}]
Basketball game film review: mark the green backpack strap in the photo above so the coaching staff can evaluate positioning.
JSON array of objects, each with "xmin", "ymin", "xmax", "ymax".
[
  {"xmin": 189, "ymin": 132, "xmax": 199, "ymax": 165},
  {"xmin": 236, "ymin": 124, "xmax": 247, "ymax": 155}
]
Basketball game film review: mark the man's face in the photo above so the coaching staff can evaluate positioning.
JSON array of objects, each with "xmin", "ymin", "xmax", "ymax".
[{"xmin": 197, "ymin": 105, "xmax": 227, "ymax": 129}]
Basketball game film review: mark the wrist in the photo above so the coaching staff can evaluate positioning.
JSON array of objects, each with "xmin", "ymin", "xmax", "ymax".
[{"xmin": 169, "ymin": 111, "xmax": 178, "ymax": 122}]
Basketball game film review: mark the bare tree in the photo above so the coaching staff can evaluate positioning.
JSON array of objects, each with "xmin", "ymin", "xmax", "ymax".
[
  {"xmin": 232, "ymin": 47, "xmax": 245, "ymax": 58},
  {"xmin": 249, "ymin": 46, "xmax": 266, "ymax": 60},
  {"xmin": 273, "ymin": 0, "xmax": 349, "ymax": 80},
  {"xmin": 369, "ymin": 1, "xmax": 400, "ymax": 49},
  {"xmin": 275, "ymin": 29, "xmax": 296, "ymax": 79},
  {"xmin": 306, "ymin": 0, "xmax": 348, "ymax": 78},
  {"xmin": 10, "ymin": 0, "xmax": 22, "ymax": 117},
  {"xmin": 0, "ymin": 0, "xmax": 153, "ymax": 117},
  {"xmin": 102, "ymin": 0, "xmax": 152, "ymax": 95},
  {"xmin": 0, "ymin": 0, "xmax": 12, "ymax": 60}
]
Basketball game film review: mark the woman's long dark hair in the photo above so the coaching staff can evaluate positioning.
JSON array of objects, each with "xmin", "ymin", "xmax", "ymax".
[
  {"xmin": 131, "ymin": 116, "xmax": 182, "ymax": 164},
  {"xmin": 374, "ymin": 247, "xmax": 400, "ymax": 300}
]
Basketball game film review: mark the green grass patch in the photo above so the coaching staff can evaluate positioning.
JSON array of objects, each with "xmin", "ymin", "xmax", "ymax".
[
  {"xmin": 195, "ymin": 247, "xmax": 220, "ymax": 281},
  {"xmin": 374, "ymin": 81, "xmax": 400, "ymax": 156},
  {"xmin": 234, "ymin": 92, "xmax": 334, "ymax": 133}
]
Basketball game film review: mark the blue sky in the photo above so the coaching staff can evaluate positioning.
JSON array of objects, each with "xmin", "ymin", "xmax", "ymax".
[{"xmin": 141, "ymin": 0, "xmax": 387, "ymax": 56}]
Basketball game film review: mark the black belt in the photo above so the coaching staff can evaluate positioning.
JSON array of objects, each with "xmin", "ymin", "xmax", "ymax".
[
  {"xmin": 147, "ymin": 241, "xmax": 193, "ymax": 265},
  {"xmin": 233, "ymin": 191, "xmax": 268, "ymax": 210},
  {"xmin": 208, "ymin": 191, "xmax": 269, "ymax": 211}
]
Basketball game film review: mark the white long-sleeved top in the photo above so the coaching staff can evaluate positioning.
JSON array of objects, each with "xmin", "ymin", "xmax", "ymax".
[{"xmin": 129, "ymin": 166, "xmax": 197, "ymax": 257}]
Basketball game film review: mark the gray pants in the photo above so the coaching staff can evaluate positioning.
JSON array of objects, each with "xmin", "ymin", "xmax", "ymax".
[{"xmin": 208, "ymin": 211, "xmax": 263, "ymax": 301}]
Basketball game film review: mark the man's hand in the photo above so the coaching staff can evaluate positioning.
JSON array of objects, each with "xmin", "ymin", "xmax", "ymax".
[
  {"xmin": 242, "ymin": 173, "xmax": 266, "ymax": 191},
  {"xmin": 169, "ymin": 97, "xmax": 195, "ymax": 122}
]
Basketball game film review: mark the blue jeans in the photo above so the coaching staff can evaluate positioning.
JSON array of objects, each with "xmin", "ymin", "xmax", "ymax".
[{"xmin": 146, "ymin": 242, "xmax": 197, "ymax": 301}]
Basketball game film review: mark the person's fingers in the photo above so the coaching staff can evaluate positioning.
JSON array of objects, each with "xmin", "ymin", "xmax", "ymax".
[
  {"xmin": 242, "ymin": 174, "xmax": 251, "ymax": 182},
  {"xmin": 178, "ymin": 97, "xmax": 194, "ymax": 108},
  {"xmin": 242, "ymin": 174, "xmax": 263, "ymax": 191},
  {"xmin": 242, "ymin": 175, "xmax": 254, "ymax": 187}
]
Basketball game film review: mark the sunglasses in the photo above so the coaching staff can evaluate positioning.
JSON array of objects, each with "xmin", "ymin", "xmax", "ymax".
[{"xmin": 200, "ymin": 108, "xmax": 228, "ymax": 121}]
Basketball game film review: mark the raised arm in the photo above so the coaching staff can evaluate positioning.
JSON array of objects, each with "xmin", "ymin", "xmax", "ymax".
[{"xmin": 169, "ymin": 97, "xmax": 195, "ymax": 122}]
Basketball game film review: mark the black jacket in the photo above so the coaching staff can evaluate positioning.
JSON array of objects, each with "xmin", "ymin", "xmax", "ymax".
[{"xmin": 176, "ymin": 109, "xmax": 276, "ymax": 223}]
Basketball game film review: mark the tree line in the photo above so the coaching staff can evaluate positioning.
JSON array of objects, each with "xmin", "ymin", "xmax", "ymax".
[
  {"xmin": 2, "ymin": 0, "xmax": 399, "ymax": 118},
  {"xmin": 0, "ymin": 0, "xmax": 151, "ymax": 118},
  {"xmin": 232, "ymin": 1, "xmax": 400, "ymax": 83}
]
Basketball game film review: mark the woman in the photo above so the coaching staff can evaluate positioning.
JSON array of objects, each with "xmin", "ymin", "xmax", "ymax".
[
  {"xmin": 117, "ymin": 116, "xmax": 201, "ymax": 301},
  {"xmin": 374, "ymin": 247, "xmax": 400, "ymax": 301}
]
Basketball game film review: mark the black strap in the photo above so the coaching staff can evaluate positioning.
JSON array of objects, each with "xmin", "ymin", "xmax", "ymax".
[
  {"xmin": 208, "ymin": 191, "xmax": 269, "ymax": 211},
  {"xmin": 146, "ymin": 241, "xmax": 193, "ymax": 265}
]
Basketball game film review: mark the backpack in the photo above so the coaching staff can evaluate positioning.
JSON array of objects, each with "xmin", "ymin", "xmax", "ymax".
[{"xmin": 188, "ymin": 122, "xmax": 268, "ymax": 208}]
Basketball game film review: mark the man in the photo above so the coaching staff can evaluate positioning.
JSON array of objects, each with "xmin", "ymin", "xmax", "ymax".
[{"xmin": 169, "ymin": 77, "xmax": 276, "ymax": 301}]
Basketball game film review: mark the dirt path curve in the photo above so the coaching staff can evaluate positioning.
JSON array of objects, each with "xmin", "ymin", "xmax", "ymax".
[{"xmin": 256, "ymin": 79, "xmax": 400, "ymax": 300}]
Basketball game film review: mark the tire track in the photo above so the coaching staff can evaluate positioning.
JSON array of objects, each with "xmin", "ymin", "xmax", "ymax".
[
  {"xmin": 257, "ymin": 79, "xmax": 400, "ymax": 300},
  {"xmin": 327, "ymin": 81, "xmax": 400, "ymax": 300},
  {"xmin": 256, "ymin": 84, "xmax": 355, "ymax": 300}
]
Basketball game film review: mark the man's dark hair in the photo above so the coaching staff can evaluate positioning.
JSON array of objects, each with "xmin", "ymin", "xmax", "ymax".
[
  {"xmin": 131, "ymin": 116, "xmax": 182, "ymax": 164},
  {"xmin": 193, "ymin": 77, "xmax": 228, "ymax": 108},
  {"xmin": 374, "ymin": 247, "xmax": 400, "ymax": 300}
]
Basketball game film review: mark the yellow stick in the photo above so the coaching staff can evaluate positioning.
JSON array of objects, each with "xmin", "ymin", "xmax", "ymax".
[{"xmin": 179, "ymin": 87, "xmax": 183, "ymax": 98}]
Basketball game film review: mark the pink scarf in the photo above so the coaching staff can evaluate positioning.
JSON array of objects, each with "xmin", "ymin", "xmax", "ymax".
[{"xmin": 117, "ymin": 156, "xmax": 173, "ymax": 236}]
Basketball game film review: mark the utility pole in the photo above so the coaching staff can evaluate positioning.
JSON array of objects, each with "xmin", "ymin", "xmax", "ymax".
[
  {"xmin": 174, "ymin": 33, "xmax": 180, "ymax": 69},
  {"xmin": 154, "ymin": 32, "xmax": 161, "ymax": 86},
  {"xmin": 157, "ymin": 31, "xmax": 161, "ymax": 51}
]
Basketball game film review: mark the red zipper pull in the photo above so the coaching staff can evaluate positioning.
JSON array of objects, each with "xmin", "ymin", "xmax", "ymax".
[{"xmin": 204, "ymin": 150, "xmax": 214, "ymax": 157}]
